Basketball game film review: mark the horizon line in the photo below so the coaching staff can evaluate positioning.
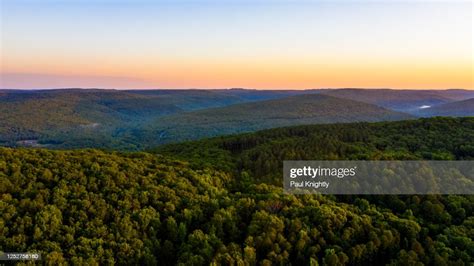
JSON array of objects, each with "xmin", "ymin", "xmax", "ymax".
[{"xmin": 0, "ymin": 87, "xmax": 473, "ymax": 91}]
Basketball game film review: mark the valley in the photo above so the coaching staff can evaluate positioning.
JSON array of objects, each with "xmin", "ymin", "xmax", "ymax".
[{"xmin": 1, "ymin": 88, "xmax": 472, "ymax": 150}]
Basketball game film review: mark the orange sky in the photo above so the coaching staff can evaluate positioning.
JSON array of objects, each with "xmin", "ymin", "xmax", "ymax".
[{"xmin": 1, "ymin": 1, "xmax": 472, "ymax": 89}]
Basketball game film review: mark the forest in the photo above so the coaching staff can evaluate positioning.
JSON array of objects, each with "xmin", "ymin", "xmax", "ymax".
[
  {"xmin": 2, "ymin": 89, "xmax": 473, "ymax": 150},
  {"xmin": 1, "ymin": 117, "xmax": 473, "ymax": 265}
]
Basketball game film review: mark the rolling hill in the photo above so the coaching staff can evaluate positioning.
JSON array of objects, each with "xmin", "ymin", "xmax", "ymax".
[
  {"xmin": 137, "ymin": 94, "xmax": 413, "ymax": 145},
  {"xmin": 0, "ymin": 89, "xmax": 302, "ymax": 148},
  {"xmin": 128, "ymin": 88, "xmax": 316, "ymax": 109},
  {"xmin": 2, "ymin": 117, "xmax": 473, "ymax": 264},
  {"xmin": 318, "ymin": 89, "xmax": 474, "ymax": 114},
  {"xmin": 0, "ymin": 90, "xmax": 413, "ymax": 149},
  {"xmin": 154, "ymin": 117, "xmax": 474, "ymax": 183},
  {"xmin": 418, "ymin": 98, "xmax": 474, "ymax": 117},
  {"xmin": 0, "ymin": 89, "xmax": 182, "ymax": 148},
  {"xmin": 3, "ymin": 88, "xmax": 473, "ymax": 149}
]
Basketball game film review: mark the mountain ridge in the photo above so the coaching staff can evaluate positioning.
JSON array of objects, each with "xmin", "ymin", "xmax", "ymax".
[
  {"xmin": 136, "ymin": 94, "xmax": 413, "ymax": 145},
  {"xmin": 418, "ymin": 98, "xmax": 474, "ymax": 117}
]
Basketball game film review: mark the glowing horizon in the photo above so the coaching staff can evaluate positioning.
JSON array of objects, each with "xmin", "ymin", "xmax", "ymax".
[{"xmin": 1, "ymin": 0, "xmax": 473, "ymax": 90}]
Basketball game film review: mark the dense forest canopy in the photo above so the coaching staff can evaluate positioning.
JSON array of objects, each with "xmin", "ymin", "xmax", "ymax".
[
  {"xmin": 1, "ymin": 117, "xmax": 473, "ymax": 265},
  {"xmin": 155, "ymin": 117, "xmax": 474, "ymax": 184}
]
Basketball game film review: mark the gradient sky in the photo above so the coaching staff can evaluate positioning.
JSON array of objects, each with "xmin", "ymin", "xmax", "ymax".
[{"xmin": 1, "ymin": 0, "xmax": 473, "ymax": 89}]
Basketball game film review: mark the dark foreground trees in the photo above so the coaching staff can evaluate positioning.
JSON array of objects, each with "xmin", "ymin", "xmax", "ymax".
[
  {"xmin": 1, "ymin": 147, "xmax": 473, "ymax": 265},
  {"xmin": 1, "ymin": 117, "xmax": 474, "ymax": 265}
]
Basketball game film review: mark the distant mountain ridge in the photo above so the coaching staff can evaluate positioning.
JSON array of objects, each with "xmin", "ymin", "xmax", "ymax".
[
  {"xmin": 140, "ymin": 94, "xmax": 413, "ymax": 145},
  {"xmin": 317, "ymin": 89, "xmax": 474, "ymax": 114},
  {"xmin": 1, "ymin": 88, "xmax": 471, "ymax": 149},
  {"xmin": 418, "ymin": 98, "xmax": 474, "ymax": 117}
]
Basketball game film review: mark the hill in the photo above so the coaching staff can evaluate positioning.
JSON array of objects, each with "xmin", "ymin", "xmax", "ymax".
[
  {"xmin": 155, "ymin": 117, "xmax": 474, "ymax": 183},
  {"xmin": 2, "ymin": 117, "xmax": 473, "ymax": 264},
  {"xmin": 318, "ymin": 89, "xmax": 474, "ymax": 114},
  {"xmin": 139, "ymin": 94, "xmax": 412, "ymax": 145},
  {"xmin": 0, "ymin": 89, "xmax": 179, "ymax": 146},
  {"xmin": 0, "ymin": 89, "xmax": 301, "ymax": 148},
  {"xmin": 417, "ymin": 98, "xmax": 474, "ymax": 117},
  {"xmin": 128, "ymin": 88, "xmax": 315, "ymax": 109},
  {"xmin": 0, "ymin": 90, "xmax": 413, "ymax": 149}
]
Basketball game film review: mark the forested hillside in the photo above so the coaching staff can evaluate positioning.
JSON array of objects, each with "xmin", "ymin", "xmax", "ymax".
[
  {"xmin": 2, "ymin": 89, "xmax": 472, "ymax": 150},
  {"xmin": 0, "ymin": 89, "xmax": 180, "ymax": 148},
  {"xmin": 0, "ymin": 89, "xmax": 272, "ymax": 149},
  {"xmin": 318, "ymin": 89, "xmax": 474, "ymax": 114},
  {"xmin": 136, "ymin": 94, "xmax": 412, "ymax": 145},
  {"xmin": 0, "ymin": 89, "xmax": 312, "ymax": 141},
  {"xmin": 0, "ymin": 89, "xmax": 308, "ymax": 141},
  {"xmin": 418, "ymin": 98, "xmax": 474, "ymax": 117},
  {"xmin": 155, "ymin": 117, "xmax": 474, "ymax": 184},
  {"xmin": 2, "ymin": 117, "xmax": 473, "ymax": 265},
  {"xmin": 0, "ymin": 90, "xmax": 413, "ymax": 149}
]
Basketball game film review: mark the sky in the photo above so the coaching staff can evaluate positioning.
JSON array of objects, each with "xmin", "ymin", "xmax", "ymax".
[{"xmin": 0, "ymin": 0, "xmax": 472, "ymax": 90}]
